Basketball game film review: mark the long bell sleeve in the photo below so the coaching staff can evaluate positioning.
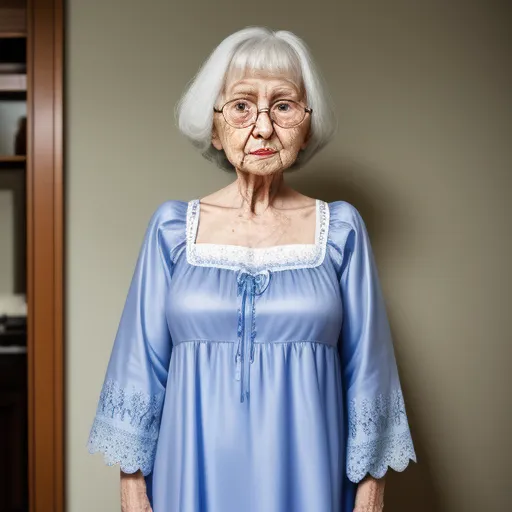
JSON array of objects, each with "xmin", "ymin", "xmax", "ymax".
[
  {"xmin": 86, "ymin": 202, "xmax": 174, "ymax": 477},
  {"xmin": 337, "ymin": 203, "xmax": 417, "ymax": 483}
]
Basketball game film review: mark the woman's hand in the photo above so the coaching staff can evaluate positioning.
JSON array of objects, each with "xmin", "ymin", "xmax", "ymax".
[
  {"xmin": 120, "ymin": 469, "xmax": 153, "ymax": 512},
  {"xmin": 353, "ymin": 474, "xmax": 386, "ymax": 512}
]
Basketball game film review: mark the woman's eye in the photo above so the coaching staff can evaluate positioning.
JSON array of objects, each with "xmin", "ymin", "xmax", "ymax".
[
  {"xmin": 235, "ymin": 102, "xmax": 248, "ymax": 111},
  {"xmin": 276, "ymin": 102, "xmax": 291, "ymax": 111}
]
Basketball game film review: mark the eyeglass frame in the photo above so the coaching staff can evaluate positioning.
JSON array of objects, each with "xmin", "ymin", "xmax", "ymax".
[{"xmin": 213, "ymin": 98, "xmax": 313, "ymax": 129}]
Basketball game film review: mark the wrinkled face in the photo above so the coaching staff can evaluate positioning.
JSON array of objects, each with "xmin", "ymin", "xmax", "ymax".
[{"xmin": 211, "ymin": 70, "xmax": 312, "ymax": 175}]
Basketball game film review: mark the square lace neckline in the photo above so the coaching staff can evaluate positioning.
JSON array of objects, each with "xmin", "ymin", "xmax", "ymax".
[{"xmin": 185, "ymin": 198, "xmax": 330, "ymax": 272}]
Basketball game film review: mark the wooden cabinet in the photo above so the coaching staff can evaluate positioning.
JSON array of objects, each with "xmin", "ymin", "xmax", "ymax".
[{"xmin": 0, "ymin": 0, "xmax": 64, "ymax": 510}]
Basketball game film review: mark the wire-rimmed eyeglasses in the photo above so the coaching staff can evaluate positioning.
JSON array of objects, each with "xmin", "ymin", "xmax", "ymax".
[{"xmin": 213, "ymin": 98, "xmax": 312, "ymax": 129}]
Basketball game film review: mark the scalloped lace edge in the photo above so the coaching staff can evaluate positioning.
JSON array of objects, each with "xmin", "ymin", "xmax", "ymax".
[
  {"xmin": 346, "ymin": 430, "xmax": 417, "ymax": 483},
  {"xmin": 86, "ymin": 416, "xmax": 157, "ymax": 477}
]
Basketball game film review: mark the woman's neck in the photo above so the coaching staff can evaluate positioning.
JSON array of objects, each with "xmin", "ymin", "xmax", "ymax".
[{"xmin": 230, "ymin": 170, "xmax": 289, "ymax": 215}]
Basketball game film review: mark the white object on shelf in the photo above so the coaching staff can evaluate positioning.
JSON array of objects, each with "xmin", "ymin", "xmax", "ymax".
[
  {"xmin": 0, "ymin": 294, "xmax": 26, "ymax": 316},
  {"xmin": 0, "ymin": 63, "xmax": 26, "ymax": 73},
  {"xmin": 0, "ymin": 346, "xmax": 26, "ymax": 354},
  {"xmin": 0, "ymin": 73, "xmax": 26, "ymax": 90}
]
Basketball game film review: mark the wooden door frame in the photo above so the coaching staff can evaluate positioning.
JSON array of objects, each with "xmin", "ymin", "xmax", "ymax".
[{"xmin": 27, "ymin": 0, "xmax": 65, "ymax": 510}]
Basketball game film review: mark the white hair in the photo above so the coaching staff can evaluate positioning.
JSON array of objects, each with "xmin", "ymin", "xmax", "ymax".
[{"xmin": 174, "ymin": 26, "xmax": 338, "ymax": 173}]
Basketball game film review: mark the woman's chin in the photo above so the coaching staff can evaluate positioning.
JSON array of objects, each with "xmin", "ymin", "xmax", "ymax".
[{"xmin": 239, "ymin": 163, "xmax": 286, "ymax": 176}]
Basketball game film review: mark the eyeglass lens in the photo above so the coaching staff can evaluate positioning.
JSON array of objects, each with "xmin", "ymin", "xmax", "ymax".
[{"xmin": 223, "ymin": 99, "xmax": 306, "ymax": 128}]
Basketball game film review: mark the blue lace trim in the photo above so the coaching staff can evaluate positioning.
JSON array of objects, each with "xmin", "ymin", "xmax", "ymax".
[
  {"xmin": 86, "ymin": 378, "xmax": 165, "ymax": 476},
  {"xmin": 347, "ymin": 388, "xmax": 417, "ymax": 482}
]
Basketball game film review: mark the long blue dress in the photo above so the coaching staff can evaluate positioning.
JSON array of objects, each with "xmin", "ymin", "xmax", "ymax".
[{"xmin": 86, "ymin": 198, "xmax": 417, "ymax": 512}]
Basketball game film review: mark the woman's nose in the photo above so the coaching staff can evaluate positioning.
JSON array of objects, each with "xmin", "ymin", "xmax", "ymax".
[{"xmin": 251, "ymin": 109, "xmax": 274, "ymax": 138}]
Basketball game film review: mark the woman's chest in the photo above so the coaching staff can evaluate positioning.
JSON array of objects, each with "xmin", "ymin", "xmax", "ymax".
[{"xmin": 165, "ymin": 259, "xmax": 343, "ymax": 346}]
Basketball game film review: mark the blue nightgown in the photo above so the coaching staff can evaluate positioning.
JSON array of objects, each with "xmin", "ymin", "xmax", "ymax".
[{"xmin": 86, "ymin": 198, "xmax": 417, "ymax": 512}]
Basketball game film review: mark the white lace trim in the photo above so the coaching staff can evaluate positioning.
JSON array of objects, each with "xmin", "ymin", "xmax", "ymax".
[
  {"xmin": 346, "ymin": 388, "xmax": 417, "ymax": 483},
  {"xmin": 185, "ymin": 198, "xmax": 329, "ymax": 272}
]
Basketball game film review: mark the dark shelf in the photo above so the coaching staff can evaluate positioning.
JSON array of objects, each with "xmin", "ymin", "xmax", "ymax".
[
  {"xmin": 0, "ymin": 32, "xmax": 27, "ymax": 39},
  {"xmin": 0, "ymin": 155, "xmax": 25, "ymax": 169}
]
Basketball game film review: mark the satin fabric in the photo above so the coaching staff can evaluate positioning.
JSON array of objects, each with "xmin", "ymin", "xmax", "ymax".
[{"xmin": 87, "ymin": 199, "xmax": 416, "ymax": 512}]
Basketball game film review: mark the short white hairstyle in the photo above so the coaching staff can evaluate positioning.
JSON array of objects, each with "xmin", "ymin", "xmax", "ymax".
[{"xmin": 174, "ymin": 26, "xmax": 338, "ymax": 173}]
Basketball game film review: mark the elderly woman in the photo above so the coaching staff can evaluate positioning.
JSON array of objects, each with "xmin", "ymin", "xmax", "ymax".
[{"xmin": 87, "ymin": 26, "xmax": 416, "ymax": 512}]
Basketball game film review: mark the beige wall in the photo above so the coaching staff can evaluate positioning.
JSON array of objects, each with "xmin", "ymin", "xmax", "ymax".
[{"xmin": 67, "ymin": 1, "xmax": 511, "ymax": 511}]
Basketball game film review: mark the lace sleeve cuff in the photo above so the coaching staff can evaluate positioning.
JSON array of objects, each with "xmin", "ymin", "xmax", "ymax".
[
  {"xmin": 86, "ymin": 378, "xmax": 165, "ymax": 477},
  {"xmin": 346, "ymin": 388, "xmax": 417, "ymax": 483}
]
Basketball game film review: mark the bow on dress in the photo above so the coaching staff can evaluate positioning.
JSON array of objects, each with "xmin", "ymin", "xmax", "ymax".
[{"xmin": 235, "ymin": 269, "xmax": 271, "ymax": 403}]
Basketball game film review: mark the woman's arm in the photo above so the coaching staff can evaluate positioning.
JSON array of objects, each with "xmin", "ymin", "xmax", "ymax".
[
  {"xmin": 353, "ymin": 474, "xmax": 386, "ymax": 512},
  {"xmin": 120, "ymin": 470, "xmax": 152, "ymax": 512}
]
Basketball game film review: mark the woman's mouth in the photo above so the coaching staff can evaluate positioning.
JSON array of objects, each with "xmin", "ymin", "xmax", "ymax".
[{"xmin": 250, "ymin": 149, "xmax": 277, "ymax": 157}]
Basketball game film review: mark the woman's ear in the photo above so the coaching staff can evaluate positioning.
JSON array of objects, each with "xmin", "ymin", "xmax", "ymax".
[
  {"xmin": 211, "ymin": 124, "xmax": 223, "ymax": 151},
  {"xmin": 300, "ymin": 127, "xmax": 312, "ymax": 150}
]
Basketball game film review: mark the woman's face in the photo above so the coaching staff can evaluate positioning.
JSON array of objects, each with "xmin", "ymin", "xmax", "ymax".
[{"xmin": 211, "ymin": 70, "xmax": 311, "ymax": 175}]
